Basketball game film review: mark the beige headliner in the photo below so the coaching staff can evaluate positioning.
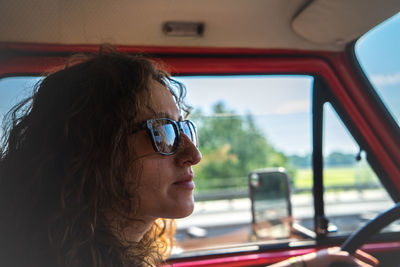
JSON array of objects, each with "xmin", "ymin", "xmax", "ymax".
[{"xmin": 0, "ymin": 0, "xmax": 399, "ymax": 51}]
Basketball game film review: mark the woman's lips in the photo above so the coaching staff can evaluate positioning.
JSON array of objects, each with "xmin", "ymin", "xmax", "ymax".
[
  {"xmin": 173, "ymin": 180, "xmax": 195, "ymax": 189},
  {"xmin": 173, "ymin": 174, "xmax": 195, "ymax": 190}
]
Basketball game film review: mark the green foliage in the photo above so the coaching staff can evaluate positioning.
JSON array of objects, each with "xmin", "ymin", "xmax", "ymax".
[
  {"xmin": 325, "ymin": 152, "xmax": 357, "ymax": 166},
  {"xmin": 192, "ymin": 102, "xmax": 289, "ymax": 191},
  {"xmin": 288, "ymin": 152, "xmax": 357, "ymax": 168}
]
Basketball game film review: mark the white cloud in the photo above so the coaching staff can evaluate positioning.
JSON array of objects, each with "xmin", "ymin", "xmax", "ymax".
[
  {"xmin": 370, "ymin": 73, "xmax": 400, "ymax": 86},
  {"xmin": 275, "ymin": 99, "xmax": 309, "ymax": 114}
]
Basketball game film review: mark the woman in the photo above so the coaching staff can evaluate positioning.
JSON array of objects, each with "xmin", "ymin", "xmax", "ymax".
[{"xmin": 0, "ymin": 51, "xmax": 377, "ymax": 267}]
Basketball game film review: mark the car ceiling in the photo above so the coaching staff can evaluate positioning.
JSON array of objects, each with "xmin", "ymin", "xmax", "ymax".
[{"xmin": 0, "ymin": 0, "xmax": 399, "ymax": 52}]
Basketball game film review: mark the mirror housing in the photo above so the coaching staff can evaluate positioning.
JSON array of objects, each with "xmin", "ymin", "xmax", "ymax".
[{"xmin": 248, "ymin": 168, "xmax": 292, "ymax": 239}]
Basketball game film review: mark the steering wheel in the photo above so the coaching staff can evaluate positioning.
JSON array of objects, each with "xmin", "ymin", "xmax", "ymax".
[
  {"xmin": 340, "ymin": 202, "xmax": 400, "ymax": 254},
  {"xmin": 329, "ymin": 203, "xmax": 400, "ymax": 267}
]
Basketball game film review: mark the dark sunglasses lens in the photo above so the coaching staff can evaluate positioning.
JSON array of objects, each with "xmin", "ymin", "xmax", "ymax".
[
  {"xmin": 182, "ymin": 121, "xmax": 198, "ymax": 147},
  {"xmin": 151, "ymin": 120, "xmax": 178, "ymax": 154}
]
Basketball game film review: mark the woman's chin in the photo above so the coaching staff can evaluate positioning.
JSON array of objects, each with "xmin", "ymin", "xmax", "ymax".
[{"xmin": 167, "ymin": 200, "xmax": 195, "ymax": 219}]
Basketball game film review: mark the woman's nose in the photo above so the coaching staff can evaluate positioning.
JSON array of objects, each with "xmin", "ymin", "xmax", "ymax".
[{"xmin": 175, "ymin": 132, "xmax": 202, "ymax": 166}]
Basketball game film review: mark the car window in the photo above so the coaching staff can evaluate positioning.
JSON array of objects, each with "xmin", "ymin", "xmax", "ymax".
[
  {"xmin": 0, "ymin": 77, "xmax": 42, "ymax": 138},
  {"xmin": 323, "ymin": 103, "xmax": 394, "ymax": 236},
  {"xmin": 355, "ymin": 12, "xmax": 400, "ymax": 126},
  {"xmin": 173, "ymin": 75, "xmax": 313, "ymax": 253}
]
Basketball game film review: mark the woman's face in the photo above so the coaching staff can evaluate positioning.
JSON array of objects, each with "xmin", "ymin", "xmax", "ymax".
[{"xmin": 130, "ymin": 80, "xmax": 202, "ymax": 221}]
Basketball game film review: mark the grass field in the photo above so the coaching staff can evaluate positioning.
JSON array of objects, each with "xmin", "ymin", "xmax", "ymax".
[
  {"xmin": 293, "ymin": 166, "xmax": 378, "ymax": 189},
  {"xmin": 194, "ymin": 165, "xmax": 380, "ymax": 192}
]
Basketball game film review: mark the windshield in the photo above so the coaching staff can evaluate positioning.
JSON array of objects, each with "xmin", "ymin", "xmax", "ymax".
[{"xmin": 354, "ymin": 12, "xmax": 400, "ymax": 126}]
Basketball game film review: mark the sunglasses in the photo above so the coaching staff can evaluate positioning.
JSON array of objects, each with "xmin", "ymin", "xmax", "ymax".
[{"xmin": 131, "ymin": 118, "xmax": 199, "ymax": 155}]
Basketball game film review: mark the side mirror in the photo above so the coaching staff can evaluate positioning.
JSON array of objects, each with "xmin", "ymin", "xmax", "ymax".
[{"xmin": 248, "ymin": 168, "xmax": 292, "ymax": 240}]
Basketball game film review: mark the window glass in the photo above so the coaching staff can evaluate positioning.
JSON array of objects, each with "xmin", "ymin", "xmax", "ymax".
[
  {"xmin": 0, "ymin": 77, "xmax": 42, "ymax": 137},
  {"xmin": 355, "ymin": 12, "xmax": 400, "ymax": 126},
  {"xmin": 173, "ymin": 75, "xmax": 314, "ymax": 254},
  {"xmin": 323, "ymin": 103, "xmax": 394, "ymax": 236},
  {"xmin": 0, "ymin": 75, "xmax": 314, "ymax": 254}
]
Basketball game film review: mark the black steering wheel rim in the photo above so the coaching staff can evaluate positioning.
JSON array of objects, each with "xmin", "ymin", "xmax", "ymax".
[{"xmin": 341, "ymin": 202, "xmax": 400, "ymax": 254}]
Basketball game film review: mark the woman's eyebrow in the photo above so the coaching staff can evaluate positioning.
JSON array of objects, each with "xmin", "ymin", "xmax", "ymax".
[{"xmin": 153, "ymin": 112, "xmax": 183, "ymax": 121}]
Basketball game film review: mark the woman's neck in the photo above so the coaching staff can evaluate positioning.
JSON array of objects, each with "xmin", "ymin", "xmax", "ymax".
[{"xmin": 123, "ymin": 217, "xmax": 155, "ymax": 242}]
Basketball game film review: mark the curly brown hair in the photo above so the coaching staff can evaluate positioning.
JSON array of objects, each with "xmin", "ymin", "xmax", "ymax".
[{"xmin": 0, "ymin": 50, "xmax": 188, "ymax": 267}]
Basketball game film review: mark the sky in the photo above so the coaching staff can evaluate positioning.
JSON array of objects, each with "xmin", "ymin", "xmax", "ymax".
[
  {"xmin": 0, "ymin": 76, "xmax": 41, "ymax": 118},
  {"xmin": 0, "ymin": 12, "xmax": 399, "ymax": 156},
  {"xmin": 355, "ymin": 12, "xmax": 400, "ymax": 125}
]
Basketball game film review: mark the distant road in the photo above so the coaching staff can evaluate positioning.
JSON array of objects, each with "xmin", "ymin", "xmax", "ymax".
[{"xmin": 177, "ymin": 189, "xmax": 393, "ymax": 229}]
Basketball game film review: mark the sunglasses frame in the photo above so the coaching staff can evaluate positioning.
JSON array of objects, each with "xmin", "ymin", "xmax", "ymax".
[{"xmin": 131, "ymin": 118, "xmax": 198, "ymax": 155}]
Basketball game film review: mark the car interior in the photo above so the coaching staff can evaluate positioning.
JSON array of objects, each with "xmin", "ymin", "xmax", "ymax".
[{"xmin": 1, "ymin": 0, "xmax": 400, "ymax": 266}]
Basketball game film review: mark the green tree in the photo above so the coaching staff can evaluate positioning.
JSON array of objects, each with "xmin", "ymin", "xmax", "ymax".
[
  {"xmin": 325, "ymin": 151, "xmax": 356, "ymax": 167},
  {"xmin": 192, "ymin": 102, "xmax": 288, "ymax": 191}
]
